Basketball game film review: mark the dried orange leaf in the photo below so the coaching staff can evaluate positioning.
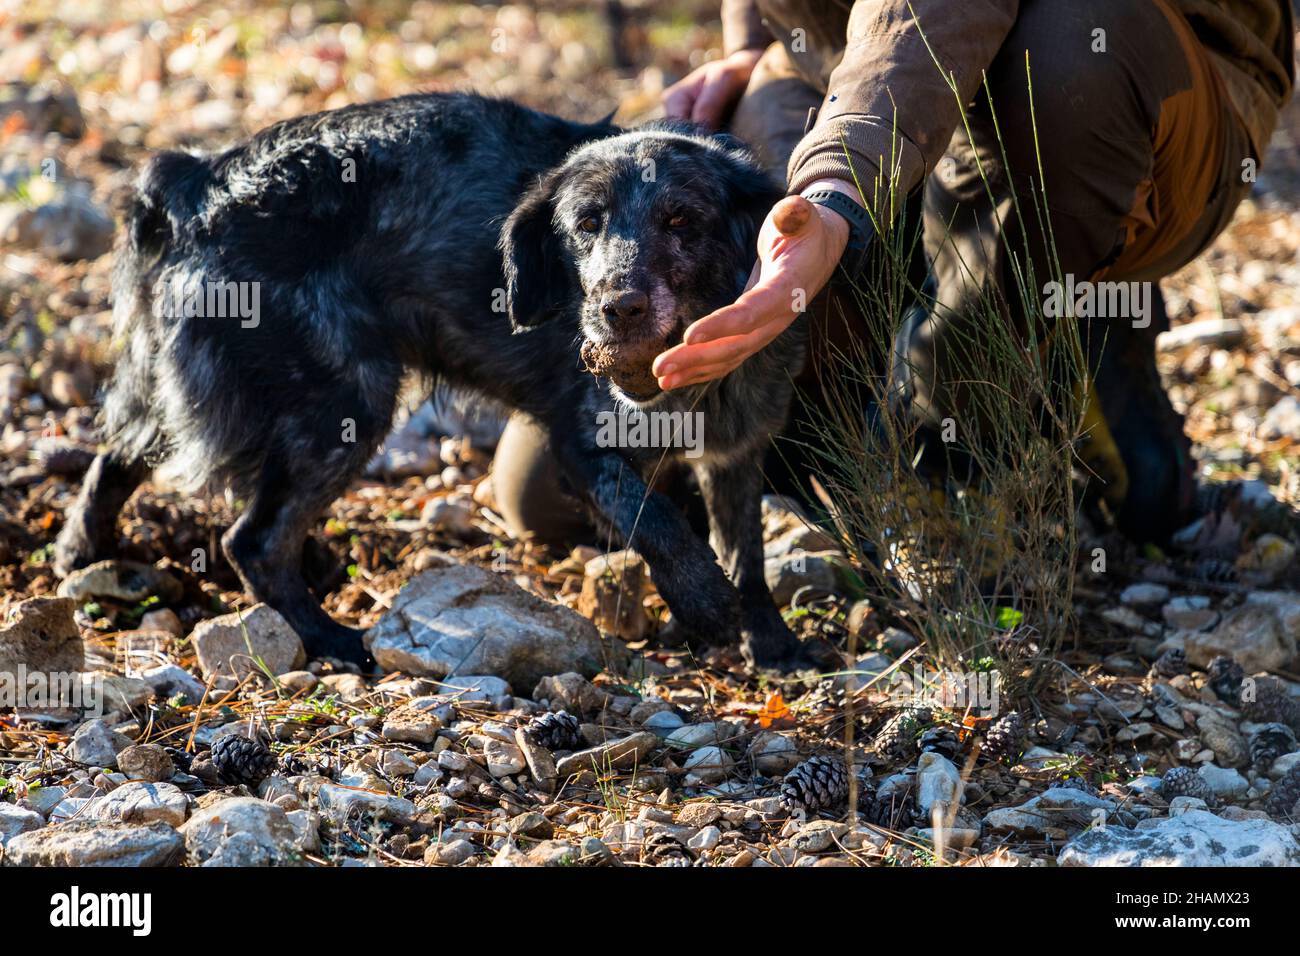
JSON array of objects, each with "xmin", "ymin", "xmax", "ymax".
[{"xmin": 757, "ymin": 691, "xmax": 791, "ymax": 728}]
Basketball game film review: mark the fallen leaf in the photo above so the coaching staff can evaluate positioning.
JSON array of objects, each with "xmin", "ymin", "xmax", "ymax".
[{"xmin": 757, "ymin": 691, "xmax": 790, "ymax": 728}]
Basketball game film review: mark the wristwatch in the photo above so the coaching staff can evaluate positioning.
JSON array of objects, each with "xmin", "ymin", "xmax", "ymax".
[{"xmin": 800, "ymin": 187, "xmax": 874, "ymax": 279}]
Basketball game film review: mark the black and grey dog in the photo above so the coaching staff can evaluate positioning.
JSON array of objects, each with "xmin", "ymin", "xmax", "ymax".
[{"xmin": 53, "ymin": 93, "xmax": 812, "ymax": 671}]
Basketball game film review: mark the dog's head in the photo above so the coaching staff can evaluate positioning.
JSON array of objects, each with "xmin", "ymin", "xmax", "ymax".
[{"xmin": 500, "ymin": 125, "xmax": 782, "ymax": 403}]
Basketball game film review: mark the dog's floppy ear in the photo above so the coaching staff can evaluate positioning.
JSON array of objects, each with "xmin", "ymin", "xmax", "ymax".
[{"xmin": 500, "ymin": 170, "xmax": 569, "ymax": 331}]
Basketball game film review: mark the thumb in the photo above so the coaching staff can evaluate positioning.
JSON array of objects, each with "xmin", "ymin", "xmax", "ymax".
[{"xmin": 770, "ymin": 195, "xmax": 814, "ymax": 237}]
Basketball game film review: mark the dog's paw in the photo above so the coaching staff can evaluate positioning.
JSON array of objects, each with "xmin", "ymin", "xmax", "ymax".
[
  {"xmin": 651, "ymin": 615, "xmax": 709, "ymax": 650},
  {"xmin": 654, "ymin": 564, "xmax": 740, "ymax": 640},
  {"xmin": 740, "ymin": 607, "xmax": 820, "ymax": 674},
  {"xmin": 302, "ymin": 624, "xmax": 376, "ymax": 673},
  {"xmin": 645, "ymin": 530, "xmax": 742, "ymax": 626},
  {"xmin": 51, "ymin": 525, "xmax": 99, "ymax": 578}
]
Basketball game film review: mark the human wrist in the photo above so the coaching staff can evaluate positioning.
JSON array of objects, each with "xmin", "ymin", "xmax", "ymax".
[
  {"xmin": 810, "ymin": 202, "xmax": 850, "ymax": 249},
  {"xmin": 798, "ymin": 182, "xmax": 872, "ymax": 275},
  {"xmin": 802, "ymin": 178, "xmax": 864, "ymax": 212}
]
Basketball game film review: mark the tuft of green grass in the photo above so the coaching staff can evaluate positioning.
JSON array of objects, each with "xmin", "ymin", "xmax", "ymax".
[{"xmin": 790, "ymin": 40, "xmax": 1089, "ymax": 699}]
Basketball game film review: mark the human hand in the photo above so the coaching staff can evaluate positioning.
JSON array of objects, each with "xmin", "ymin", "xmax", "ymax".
[
  {"xmin": 653, "ymin": 180, "xmax": 859, "ymax": 389},
  {"xmin": 662, "ymin": 48, "xmax": 763, "ymax": 129}
]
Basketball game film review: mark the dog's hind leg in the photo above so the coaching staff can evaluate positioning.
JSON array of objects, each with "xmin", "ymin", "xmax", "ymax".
[
  {"xmin": 694, "ymin": 453, "xmax": 812, "ymax": 672},
  {"xmin": 53, "ymin": 450, "xmax": 150, "ymax": 576},
  {"xmin": 221, "ymin": 457, "xmax": 373, "ymax": 669}
]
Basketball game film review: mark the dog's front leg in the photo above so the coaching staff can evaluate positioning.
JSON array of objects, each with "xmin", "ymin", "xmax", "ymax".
[
  {"xmin": 693, "ymin": 451, "xmax": 808, "ymax": 671},
  {"xmin": 220, "ymin": 457, "xmax": 375, "ymax": 670},
  {"xmin": 550, "ymin": 435, "xmax": 742, "ymax": 643},
  {"xmin": 53, "ymin": 451, "xmax": 150, "ymax": 576}
]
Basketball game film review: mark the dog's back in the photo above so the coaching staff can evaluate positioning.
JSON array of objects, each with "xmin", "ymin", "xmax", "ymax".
[{"xmin": 107, "ymin": 93, "xmax": 612, "ymax": 494}]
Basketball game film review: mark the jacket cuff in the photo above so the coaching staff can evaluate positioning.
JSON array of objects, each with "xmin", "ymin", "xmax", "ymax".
[{"xmin": 786, "ymin": 114, "xmax": 928, "ymax": 218}]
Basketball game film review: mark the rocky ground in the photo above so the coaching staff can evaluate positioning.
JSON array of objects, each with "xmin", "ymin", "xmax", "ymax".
[{"xmin": 3, "ymin": 1, "xmax": 1300, "ymax": 868}]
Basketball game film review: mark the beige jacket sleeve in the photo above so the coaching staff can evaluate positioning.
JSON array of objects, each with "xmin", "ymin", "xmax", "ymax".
[
  {"xmin": 722, "ymin": 0, "xmax": 772, "ymax": 55},
  {"xmin": 787, "ymin": 0, "xmax": 1020, "ymax": 211}
]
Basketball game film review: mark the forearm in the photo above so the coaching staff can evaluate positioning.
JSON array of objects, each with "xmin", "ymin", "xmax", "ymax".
[
  {"xmin": 722, "ymin": 0, "xmax": 771, "ymax": 55},
  {"xmin": 787, "ymin": 0, "xmax": 1020, "ymax": 216}
]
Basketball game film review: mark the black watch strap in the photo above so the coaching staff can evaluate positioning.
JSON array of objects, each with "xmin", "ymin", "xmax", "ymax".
[{"xmin": 800, "ymin": 188, "xmax": 873, "ymax": 278}]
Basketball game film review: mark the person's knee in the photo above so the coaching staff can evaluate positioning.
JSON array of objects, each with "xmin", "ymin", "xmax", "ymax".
[
  {"xmin": 979, "ymin": 0, "xmax": 1182, "ymax": 204},
  {"xmin": 491, "ymin": 414, "xmax": 593, "ymax": 547}
]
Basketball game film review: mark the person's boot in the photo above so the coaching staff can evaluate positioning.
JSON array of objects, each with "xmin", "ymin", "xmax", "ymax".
[
  {"xmin": 894, "ymin": 282, "xmax": 1196, "ymax": 556},
  {"xmin": 1083, "ymin": 287, "xmax": 1197, "ymax": 544}
]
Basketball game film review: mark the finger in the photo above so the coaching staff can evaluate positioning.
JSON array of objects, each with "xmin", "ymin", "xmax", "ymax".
[
  {"xmin": 657, "ymin": 333, "xmax": 756, "ymax": 375},
  {"xmin": 652, "ymin": 340, "xmax": 690, "ymax": 377},
  {"xmin": 664, "ymin": 367, "xmax": 733, "ymax": 390},
  {"xmin": 771, "ymin": 194, "xmax": 814, "ymax": 236},
  {"xmin": 653, "ymin": 336, "xmax": 727, "ymax": 376},
  {"xmin": 662, "ymin": 90, "xmax": 694, "ymax": 121},
  {"xmin": 679, "ymin": 303, "xmax": 761, "ymax": 347},
  {"xmin": 662, "ymin": 75, "xmax": 704, "ymax": 120},
  {"xmin": 682, "ymin": 278, "xmax": 795, "ymax": 344},
  {"xmin": 690, "ymin": 73, "xmax": 734, "ymax": 130},
  {"xmin": 660, "ymin": 360, "xmax": 740, "ymax": 390}
]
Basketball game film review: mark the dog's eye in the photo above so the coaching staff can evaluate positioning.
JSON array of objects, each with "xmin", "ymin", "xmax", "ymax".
[
  {"xmin": 577, "ymin": 215, "xmax": 600, "ymax": 234},
  {"xmin": 667, "ymin": 213, "xmax": 689, "ymax": 229}
]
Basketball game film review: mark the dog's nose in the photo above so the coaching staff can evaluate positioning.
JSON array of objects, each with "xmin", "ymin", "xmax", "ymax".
[{"xmin": 600, "ymin": 289, "xmax": 649, "ymax": 327}]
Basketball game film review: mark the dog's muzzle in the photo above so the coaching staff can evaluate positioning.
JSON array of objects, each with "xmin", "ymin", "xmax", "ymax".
[{"xmin": 579, "ymin": 336, "xmax": 665, "ymax": 401}]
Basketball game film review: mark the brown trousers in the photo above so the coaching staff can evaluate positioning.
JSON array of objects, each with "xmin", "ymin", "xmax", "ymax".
[{"xmin": 494, "ymin": 0, "xmax": 1262, "ymax": 546}]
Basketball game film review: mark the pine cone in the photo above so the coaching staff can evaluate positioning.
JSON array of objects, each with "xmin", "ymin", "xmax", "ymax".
[
  {"xmin": 810, "ymin": 678, "xmax": 848, "ymax": 711},
  {"xmin": 867, "ymin": 779, "xmax": 914, "ymax": 829},
  {"xmin": 854, "ymin": 787, "xmax": 879, "ymax": 824},
  {"xmin": 1053, "ymin": 775, "xmax": 1098, "ymax": 796},
  {"xmin": 873, "ymin": 707, "xmax": 932, "ymax": 763},
  {"xmin": 1249, "ymin": 723, "xmax": 1297, "ymax": 771},
  {"xmin": 1151, "ymin": 647, "xmax": 1187, "ymax": 678},
  {"xmin": 1199, "ymin": 716, "xmax": 1249, "ymax": 769},
  {"xmin": 523, "ymin": 710, "xmax": 582, "ymax": 751},
  {"xmin": 644, "ymin": 829, "xmax": 690, "ymax": 866},
  {"xmin": 919, "ymin": 725, "xmax": 962, "ymax": 761},
  {"xmin": 1189, "ymin": 557, "xmax": 1238, "ymax": 585},
  {"xmin": 779, "ymin": 755, "xmax": 849, "ymax": 816},
  {"xmin": 1240, "ymin": 676, "xmax": 1300, "ymax": 731},
  {"xmin": 210, "ymin": 733, "xmax": 276, "ymax": 788},
  {"xmin": 164, "ymin": 746, "xmax": 194, "ymax": 774},
  {"xmin": 1160, "ymin": 766, "xmax": 1215, "ymax": 806},
  {"xmin": 981, "ymin": 710, "xmax": 1024, "ymax": 763},
  {"xmin": 1206, "ymin": 655, "xmax": 1244, "ymax": 705},
  {"xmin": 1267, "ymin": 763, "xmax": 1300, "ymax": 821}
]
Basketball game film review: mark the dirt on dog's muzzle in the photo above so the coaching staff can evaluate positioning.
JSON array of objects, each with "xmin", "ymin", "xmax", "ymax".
[{"xmin": 579, "ymin": 336, "xmax": 666, "ymax": 399}]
